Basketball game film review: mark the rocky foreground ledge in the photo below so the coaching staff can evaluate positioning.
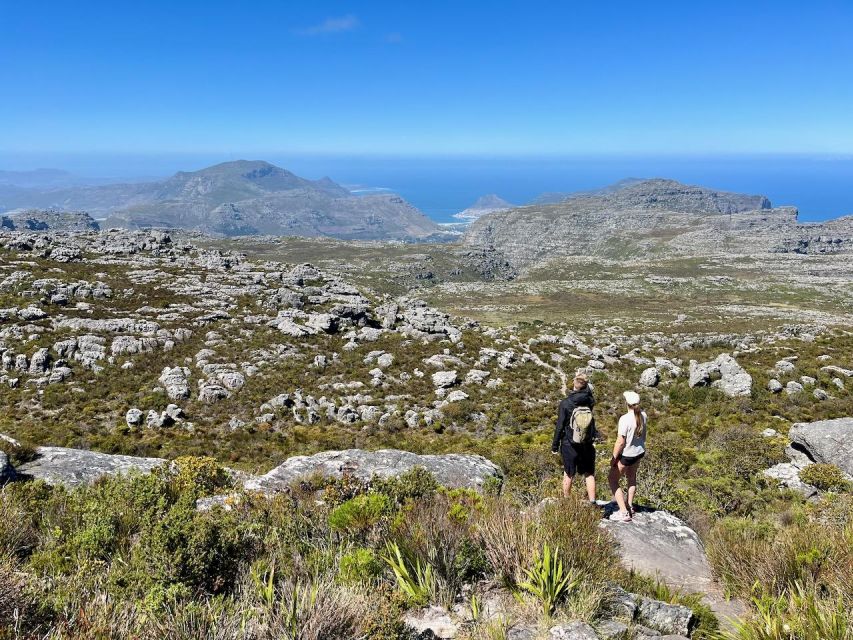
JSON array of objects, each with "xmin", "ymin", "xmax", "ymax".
[{"xmin": 8, "ymin": 445, "xmax": 502, "ymax": 494}]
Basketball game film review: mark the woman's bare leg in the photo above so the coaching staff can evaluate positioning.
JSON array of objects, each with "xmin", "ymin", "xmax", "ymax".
[
  {"xmin": 609, "ymin": 463, "xmax": 629, "ymax": 513},
  {"xmin": 626, "ymin": 463, "xmax": 639, "ymax": 513}
]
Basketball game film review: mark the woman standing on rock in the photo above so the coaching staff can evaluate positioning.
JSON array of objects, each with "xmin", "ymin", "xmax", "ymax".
[{"xmin": 608, "ymin": 390, "xmax": 647, "ymax": 523}]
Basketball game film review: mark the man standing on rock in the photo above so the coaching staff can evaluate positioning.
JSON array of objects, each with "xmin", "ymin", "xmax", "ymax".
[{"xmin": 552, "ymin": 372, "xmax": 597, "ymax": 501}]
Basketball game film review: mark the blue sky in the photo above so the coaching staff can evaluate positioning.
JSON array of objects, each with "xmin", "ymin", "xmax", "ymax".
[{"xmin": 2, "ymin": 1, "xmax": 853, "ymax": 155}]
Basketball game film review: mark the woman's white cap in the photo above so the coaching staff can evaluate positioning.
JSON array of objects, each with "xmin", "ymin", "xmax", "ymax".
[{"xmin": 623, "ymin": 390, "xmax": 641, "ymax": 406}]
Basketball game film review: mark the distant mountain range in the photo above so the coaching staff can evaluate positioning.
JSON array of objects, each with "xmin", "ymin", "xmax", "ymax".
[
  {"xmin": 0, "ymin": 161, "xmax": 445, "ymax": 241},
  {"xmin": 463, "ymin": 178, "xmax": 853, "ymax": 270}
]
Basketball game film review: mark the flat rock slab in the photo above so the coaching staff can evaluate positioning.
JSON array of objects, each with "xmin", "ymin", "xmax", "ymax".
[
  {"xmin": 601, "ymin": 509, "xmax": 746, "ymax": 630},
  {"xmin": 17, "ymin": 446, "xmax": 167, "ymax": 487},
  {"xmin": 602, "ymin": 509, "xmax": 712, "ymax": 592},
  {"xmin": 789, "ymin": 417, "xmax": 853, "ymax": 476},
  {"xmin": 245, "ymin": 448, "xmax": 502, "ymax": 492}
]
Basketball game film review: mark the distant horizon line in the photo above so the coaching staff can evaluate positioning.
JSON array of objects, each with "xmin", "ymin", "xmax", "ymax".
[{"xmin": 3, "ymin": 151, "xmax": 853, "ymax": 161}]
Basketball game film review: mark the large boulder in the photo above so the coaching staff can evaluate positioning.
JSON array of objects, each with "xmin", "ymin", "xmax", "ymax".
[
  {"xmin": 639, "ymin": 367, "xmax": 660, "ymax": 388},
  {"xmin": 16, "ymin": 447, "xmax": 166, "ymax": 488},
  {"xmin": 245, "ymin": 449, "xmax": 502, "ymax": 493},
  {"xmin": 158, "ymin": 366, "xmax": 191, "ymax": 400},
  {"xmin": 789, "ymin": 418, "xmax": 853, "ymax": 476},
  {"xmin": 688, "ymin": 353, "xmax": 752, "ymax": 397}
]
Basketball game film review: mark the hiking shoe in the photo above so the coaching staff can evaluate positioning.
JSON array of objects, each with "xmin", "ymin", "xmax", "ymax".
[{"xmin": 608, "ymin": 510, "xmax": 632, "ymax": 523}]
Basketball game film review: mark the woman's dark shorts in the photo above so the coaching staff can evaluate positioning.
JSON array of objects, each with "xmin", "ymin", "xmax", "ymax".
[
  {"xmin": 560, "ymin": 441, "xmax": 595, "ymax": 477},
  {"xmin": 619, "ymin": 451, "xmax": 646, "ymax": 467}
]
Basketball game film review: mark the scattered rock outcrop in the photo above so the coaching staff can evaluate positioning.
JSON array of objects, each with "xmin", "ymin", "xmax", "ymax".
[
  {"xmin": 789, "ymin": 417, "xmax": 853, "ymax": 476},
  {"xmin": 688, "ymin": 353, "xmax": 752, "ymax": 397},
  {"xmin": 245, "ymin": 449, "xmax": 502, "ymax": 493}
]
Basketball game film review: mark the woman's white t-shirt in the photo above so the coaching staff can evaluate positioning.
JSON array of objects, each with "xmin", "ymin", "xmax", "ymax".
[{"xmin": 618, "ymin": 410, "xmax": 647, "ymax": 457}]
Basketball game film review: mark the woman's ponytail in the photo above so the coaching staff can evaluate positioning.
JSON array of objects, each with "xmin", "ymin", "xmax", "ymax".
[{"xmin": 633, "ymin": 405, "xmax": 645, "ymax": 437}]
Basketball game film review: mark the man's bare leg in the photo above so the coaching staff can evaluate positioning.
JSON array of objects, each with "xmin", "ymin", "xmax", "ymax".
[
  {"xmin": 584, "ymin": 474, "xmax": 596, "ymax": 502},
  {"xmin": 562, "ymin": 472, "xmax": 573, "ymax": 498}
]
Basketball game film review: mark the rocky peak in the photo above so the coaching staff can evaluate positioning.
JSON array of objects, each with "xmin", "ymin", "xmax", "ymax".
[{"xmin": 453, "ymin": 194, "xmax": 514, "ymax": 221}]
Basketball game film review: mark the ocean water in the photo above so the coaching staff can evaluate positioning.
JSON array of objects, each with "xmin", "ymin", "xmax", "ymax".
[{"xmin": 3, "ymin": 153, "xmax": 852, "ymax": 223}]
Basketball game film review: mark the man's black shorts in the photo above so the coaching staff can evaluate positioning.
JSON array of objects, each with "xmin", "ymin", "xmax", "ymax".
[{"xmin": 560, "ymin": 441, "xmax": 595, "ymax": 477}]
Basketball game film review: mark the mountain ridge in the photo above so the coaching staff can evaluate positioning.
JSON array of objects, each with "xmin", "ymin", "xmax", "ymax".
[
  {"xmin": 463, "ymin": 178, "xmax": 853, "ymax": 270},
  {"xmin": 0, "ymin": 160, "xmax": 444, "ymax": 241}
]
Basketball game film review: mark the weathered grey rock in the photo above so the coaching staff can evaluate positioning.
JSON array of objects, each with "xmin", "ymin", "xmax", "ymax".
[
  {"xmin": 125, "ymin": 408, "xmax": 144, "ymax": 427},
  {"xmin": 775, "ymin": 359, "xmax": 796, "ymax": 374},
  {"xmin": 245, "ymin": 449, "xmax": 502, "ymax": 493},
  {"xmin": 548, "ymin": 621, "xmax": 598, "ymax": 640},
  {"xmin": 17, "ymin": 305, "xmax": 47, "ymax": 321},
  {"xmin": 785, "ymin": 380, "xmax": 804, "ymax": 395},
  {"xmin": 833, "ymin": 377, "xmax": 845, "ymax": 390},
  {"xmin": 465, "ymin": 369, "xmax": 490, "ymax": 384},
  {"xmin": 16, "ymin": 447, "xmax": 166, "ymax": 487},
  {"xmin": 632, "ymin": 626, "xmax": 662, "ymax": 640},
  {"xmin": 763, "ymin": 462, "xmax": 818, "ymax": 498},
  {"xmin": 767, "ymin": 378, "xmax": 783, "ymax": 393},
  {"xmin": 688, "ymin": 353, "xmax": 751, "ymax": 396},
  {"xmin": 432, "ymin": 370, "xmax": 458, "ymax": 388},
  {"xmin": 111, "ymin": 335, "xmax": 158, "ymax": 356},
  {"xmin": 198, "ymin": 383, "xmax": 230, "ymax": 404},
  {"xmin": 639, "ymin": 367, "xmax": 660, "ymax": 387},
  {"xmin": 158, "ymin": 366, "xmax": 191, "ymax": 400},
  {"xmin": 445, "ymin": 390, "xmax": 469, "ymax": 402},
  {"xmin": 28, "ymin": 348, "xmax": 51, "ymax": 374},
  {"xmin": 217, "ymin": 371, "xmax": 245, "ymax": 391},
  {"xmin": 164, "ymin": 404, "xmax": 184, "ymax": 421},
  {"xmin": 403, "ymin": 606, "xmax": 458, "ymax": 639},
  {"xmin": 688, "ymin": 360, "xmax": 719, "ymax": 387},
  {"xmin": 505, "ymin": 627, "xmax": 536, "ymax": 640},
  {"xmin": 595, "ymin": 619, "xmax": 629, "ymax": 640},
  {"xmin": 800, "ymin": 375, "xmax": 816, "ymax": 387},
  {"xmin": 638, "ymin": 598, "xmax": 693, "ymax": 636},
  {"xmin": 548, "ymin": 620, "xmax": 598, "ymax": 640},
  {"xmin": 712, "ymin": 354, "xmax": 752, "ymax": 396},
  {"xmin": 601, "ymin": 510, "xmax": 712, "ymax": 595},
  {"xmin": 813, "ymin": 388, "xmax": 828, "ymax": 401},
  {"xmin": 821, "ymin": 365, "xmax": 853, "ymax": 378},
  {"xmin": 789, "ymin": 418, "xmax": 853, "ymax": 476}
]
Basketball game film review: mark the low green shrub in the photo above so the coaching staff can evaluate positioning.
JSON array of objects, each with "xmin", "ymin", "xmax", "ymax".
[
  {"xmin": 328, "ymin": 493, "xmax": 390, "ymax": 535},
  {"xmin": 800, "ymin": 464, "xmax": 852, "ymax": 492},
  {"xmin": 372, "ymin": 466, "xmax": 439, "ymax": 504},
  {"xmin": 338, "ymin": 547, "xmax": 384, "ymax": 586},
  {"xmin": 165, "ymin": 456, "xmax": 232, "ymax": 499}
]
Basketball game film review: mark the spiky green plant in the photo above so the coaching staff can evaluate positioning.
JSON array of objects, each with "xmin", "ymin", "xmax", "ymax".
[
  {"xmin": 517, "ymin": 544, "xmax": 578, "ymax": 617},
  {"xmin": 719, "ymin": 582, "xmax": 853, "ymax": 640},
  {"xmin": 381, "ymin": 542, "xmax": 435, "ymax": 606}
]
